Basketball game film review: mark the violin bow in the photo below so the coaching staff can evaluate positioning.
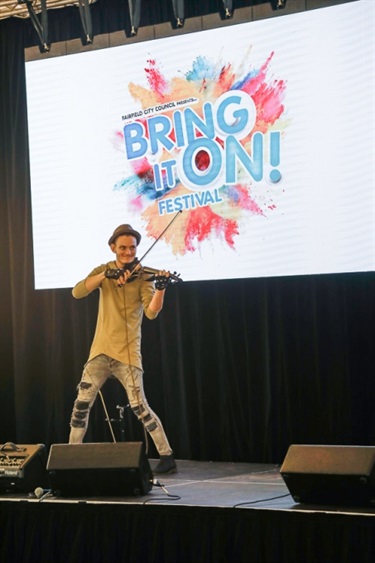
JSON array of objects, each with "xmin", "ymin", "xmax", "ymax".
[{"xmin": 131, "ymin": 210, "xmax": 183, "ymax": 276}]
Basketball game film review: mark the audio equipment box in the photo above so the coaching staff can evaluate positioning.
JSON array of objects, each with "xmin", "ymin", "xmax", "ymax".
[
  {"xmin": 0, "ymin": 442, "xmax": 49, "ymax": 493},
  {"xmin": 281, "ymin": 444, "xmax": 375, "ymax": 507},
  {"xmin": 47, "ymin": 441, "xmax": 153, "ymax": 497}
]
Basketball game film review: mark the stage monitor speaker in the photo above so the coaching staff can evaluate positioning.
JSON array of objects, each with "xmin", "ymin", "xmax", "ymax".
[
  {"xmin": 47, "ymin": 441, "xmax": 153, "ymax": 497},
  {"xmin": 0, "ymin": 442, "xmax": 49, "ymax": 494},
  {"xmin": 280, "ymin": 444, "xmax": 375, "ymax": 507}
]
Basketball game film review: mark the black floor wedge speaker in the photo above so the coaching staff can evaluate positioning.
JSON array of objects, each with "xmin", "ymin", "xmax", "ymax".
[
  {"xmin": 47, "ymin": 442, "xmax": 153, "ymax": 497},
  {"xmin": 280, "ymin": 444, "xmax": 375, "ymax": 507},
  {"xmin": 0, "ymin": 443, "xmax": 49, "ymax": 493}
]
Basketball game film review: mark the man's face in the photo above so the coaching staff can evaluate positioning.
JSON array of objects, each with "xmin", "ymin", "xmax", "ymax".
[{"xmin": 111, "ymin": 234, "xmax": 137, "ymax": 267}]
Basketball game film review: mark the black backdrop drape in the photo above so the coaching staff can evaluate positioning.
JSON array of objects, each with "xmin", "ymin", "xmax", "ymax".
[{"xmin": 0, "ymin": 0, "xmax": 374, "ymax": 465}]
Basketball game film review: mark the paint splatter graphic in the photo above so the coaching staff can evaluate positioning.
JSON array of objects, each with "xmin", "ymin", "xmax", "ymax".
[{"xmin": 113, "ymin": 50, "xmax": 288, "ymax": 255}]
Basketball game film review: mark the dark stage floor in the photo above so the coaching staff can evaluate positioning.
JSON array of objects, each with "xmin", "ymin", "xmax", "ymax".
[{"xmin": 1, "ymin": 458, "xmax": 375, "ymax": 514}]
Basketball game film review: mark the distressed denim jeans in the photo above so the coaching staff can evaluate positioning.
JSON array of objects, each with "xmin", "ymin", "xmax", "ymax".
[{"xmin": 69, "ymin": 354, "xmax": 172, "ymax": 456}]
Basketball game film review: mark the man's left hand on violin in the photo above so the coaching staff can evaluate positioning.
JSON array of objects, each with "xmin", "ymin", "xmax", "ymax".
[
  {"xmin": 143, "ymin": 268, "xmax": 182, "ymax": 290},
  {"xmin": 153, "ymin": 271, "xmax": 172, "ymax": 291},
  {"xmin": 141, "ymin": 266, "xmax": 182, "ymax": 287}
]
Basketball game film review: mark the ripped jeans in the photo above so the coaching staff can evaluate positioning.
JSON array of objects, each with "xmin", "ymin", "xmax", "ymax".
[{"xmin": 69, "ymin": 354, "xmax": 173, "ymax": 456}]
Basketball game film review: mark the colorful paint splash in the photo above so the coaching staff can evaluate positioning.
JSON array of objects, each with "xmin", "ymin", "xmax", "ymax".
[{"xmin": 113, "ymin": 50, "xmax": 288, "ymax": 255}]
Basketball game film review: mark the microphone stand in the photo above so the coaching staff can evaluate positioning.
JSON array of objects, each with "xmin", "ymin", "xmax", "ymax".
[
  {"xmin": 105, "ymin": 404, "xmax": 129, "ymax": 442},
  {"xmin": 116, "ymin": 404, "xmax": 128, "ymax": 442}
]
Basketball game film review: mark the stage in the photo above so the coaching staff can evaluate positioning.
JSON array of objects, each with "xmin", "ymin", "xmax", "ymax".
[{"xmin": 1, "ymin": 459, "xmax": 375, "ymax": 562}]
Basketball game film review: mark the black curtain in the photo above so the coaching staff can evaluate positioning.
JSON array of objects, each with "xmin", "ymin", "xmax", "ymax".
[
  {"xmin": 2, "ymin": 501, "xmax": 375, "ymax": 563},
  {"xmin": 0, "ymin": 0, "xmax": 374, "ymax": 465}
]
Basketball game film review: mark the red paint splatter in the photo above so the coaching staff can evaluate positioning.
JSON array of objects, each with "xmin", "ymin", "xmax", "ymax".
[
  {"xmin": 241, "ymin": 52, "xmax": 275, "ymax": 97},
  {"xmin": 131, "ymin": 157, "xmax": 155, "ymax": 185},
  {"xmin": 252, "ymin": 81, "xmax": 286, "ymax": 128},
  {"xmin": 217, "ymin": 64, "xmax": 236, "ymax": 92},
  {"xmin": 145, "ymin": 59, "xmax": 168, "ymax": 96},
  {"xmin": 195, "ymin": 150, "xmax": 210, "ymax": 171},
  {"xmin": 239, "ymin": 51, "xmax": 286, "ymax": 128},
  {"xmin": 129, "ymin": 195, "xmax": 144, "ymax": 211},
  {"xmin": 131, "ymin": 157, "xmax": 152, "ymax": 177},
  {"xmin": 185, "ymin": 207, "xmax": 239, "ymax": 251}
]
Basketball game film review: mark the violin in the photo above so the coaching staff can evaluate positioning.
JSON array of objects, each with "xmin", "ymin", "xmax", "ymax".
[
  {"xmin": 135, "ymin": 264, "xmax": 182, "ymax": 283},
  {"xmin": 105, "ymin": 261, "xmax": 182, "ymax": 283}
]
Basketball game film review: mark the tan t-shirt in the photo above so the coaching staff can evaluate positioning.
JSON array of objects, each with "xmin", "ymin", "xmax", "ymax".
[{"xmin": 72, "ymin": 262, "xmax": 159, "ymax": 370}]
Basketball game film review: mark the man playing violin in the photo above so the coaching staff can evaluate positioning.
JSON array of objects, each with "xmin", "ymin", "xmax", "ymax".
[{"xmin": 68, "ymin": 224, "xmax": 177, "ymax": 475}]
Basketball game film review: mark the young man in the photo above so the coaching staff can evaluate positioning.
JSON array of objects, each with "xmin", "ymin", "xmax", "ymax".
[{"xmin": 68, "ymin": 224, "xmax": 177, "ymax": 475}]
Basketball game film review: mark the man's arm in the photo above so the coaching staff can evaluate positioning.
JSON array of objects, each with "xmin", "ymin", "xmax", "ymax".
[
  {"xmin": 84, "ymin": 271, "xmax": 106, "ymax": 293},
  {"xmin": 149, "ymin": 288, "xmax": 166, "ymax": 314},
  {"xmin": 147, "ymin": 269, "xmax": 172, "ymax": 313},
  {"xmin": 72, "ymin": 267, "xmax": 107, "ymax": 299}
]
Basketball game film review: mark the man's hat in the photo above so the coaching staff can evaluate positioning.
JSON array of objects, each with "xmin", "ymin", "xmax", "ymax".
[{"xmin": 108, "ymin": 224, "xmax": 142, "ymax": 246}]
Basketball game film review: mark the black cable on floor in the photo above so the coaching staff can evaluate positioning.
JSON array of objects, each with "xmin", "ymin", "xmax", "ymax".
[{"xmin": 234, "ymin": 493, "xmax": 292, "ymax": 508}]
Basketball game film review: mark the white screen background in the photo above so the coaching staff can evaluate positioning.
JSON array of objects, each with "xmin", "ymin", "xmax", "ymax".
[{"xmin": 25, "ymin": 1, "xmax": 375, "ymax": 289}]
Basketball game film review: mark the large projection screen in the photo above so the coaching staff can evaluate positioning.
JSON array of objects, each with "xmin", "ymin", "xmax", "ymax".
[{"xmin": 25, "ymin": 1, "xmax": 375, "ymax": 289}]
